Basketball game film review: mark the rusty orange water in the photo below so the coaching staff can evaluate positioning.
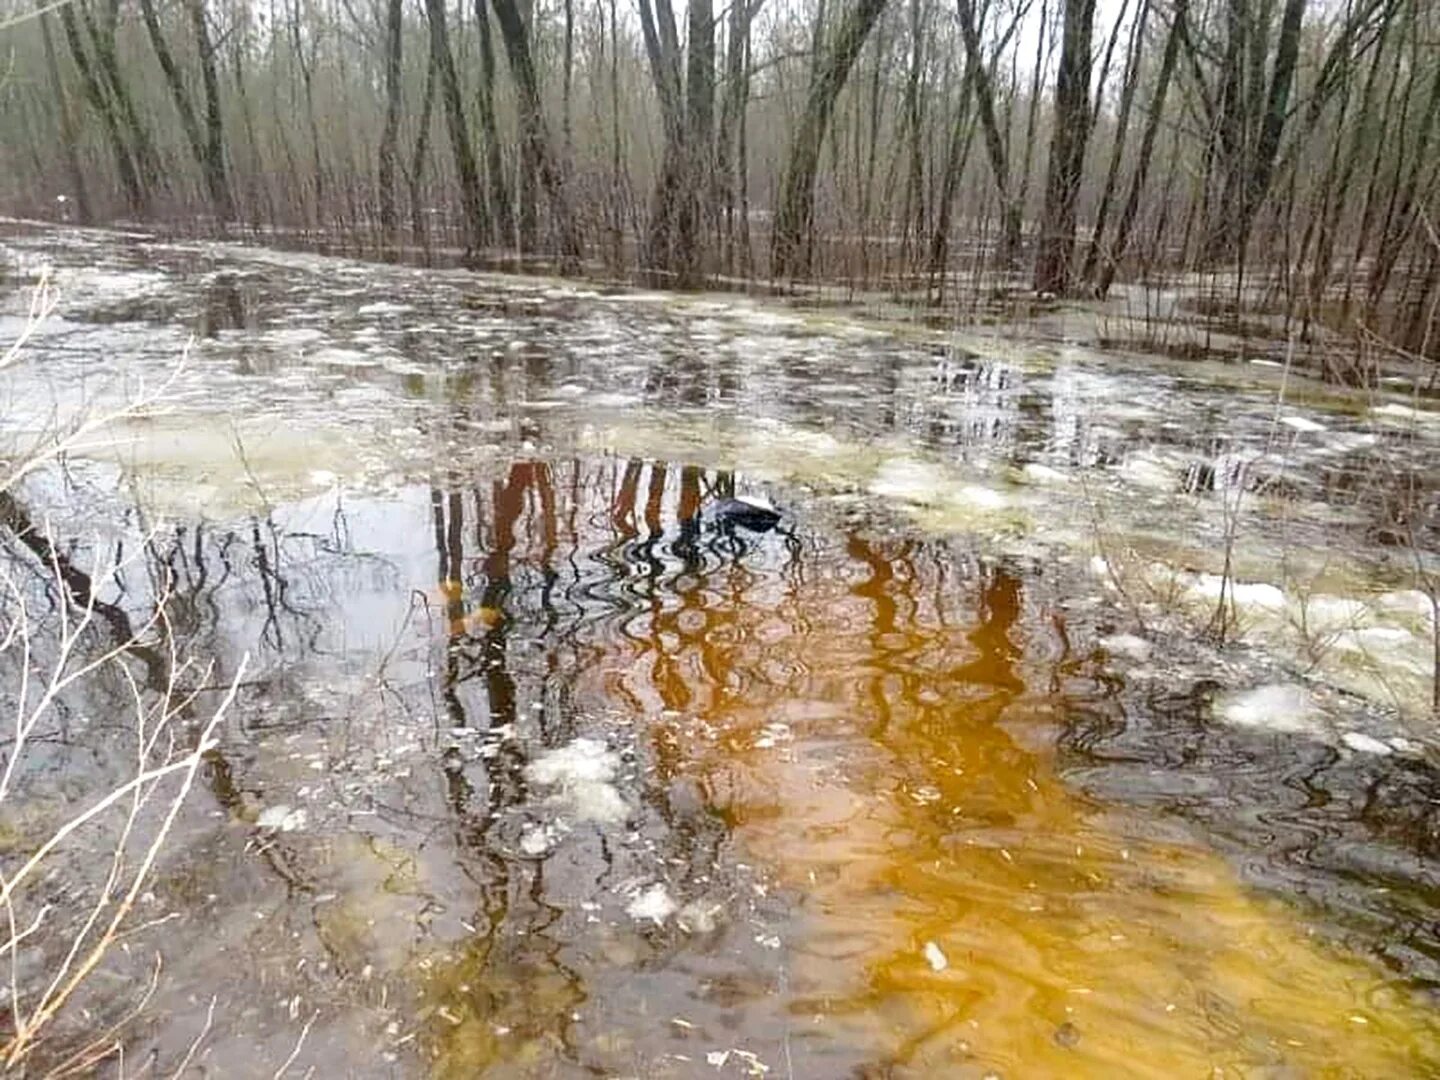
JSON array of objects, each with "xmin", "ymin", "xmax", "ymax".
[{"xmin": 419, "ymin": 463, "xmax": 1439, "ymax": 1077}]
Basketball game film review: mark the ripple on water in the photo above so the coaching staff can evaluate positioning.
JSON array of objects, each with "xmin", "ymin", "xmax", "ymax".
[{"xmin": 1, "ymin": 224, "xmax": 1438, "ymax": 1077}]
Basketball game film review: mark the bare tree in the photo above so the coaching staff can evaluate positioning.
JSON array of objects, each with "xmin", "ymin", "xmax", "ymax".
[
  {"xmin": 1033, "ymin": 0, "xmax": 1098, "ymax": 294},
  {"xmin": 772, "ymin": 0, "xmax": 889, "ymax": 280},
  {"xmin": 378, "ymin": 0, "xmax": 404, "ymax": 242}
]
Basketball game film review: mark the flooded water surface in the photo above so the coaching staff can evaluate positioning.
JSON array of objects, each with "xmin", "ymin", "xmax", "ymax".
[{"xmin": 2, "ymin": 222, "xmax": 1439, "ymax": 1076}]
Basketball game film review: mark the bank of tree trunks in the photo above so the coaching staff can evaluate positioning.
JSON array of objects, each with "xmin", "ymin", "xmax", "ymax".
[{"xmin": 1, "ymin": 0, "xmax": 1437, "ymax": 367}]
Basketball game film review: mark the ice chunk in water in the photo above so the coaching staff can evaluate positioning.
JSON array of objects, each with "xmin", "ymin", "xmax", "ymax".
[
  {"xmin": 525, "ymin": 737, "xmax": 629, "ymax": 823},
  {"xmin": 1341, "ymin": 732, "xmax": 1393, "ymax": 756},
  {"xmin": 923, "ymin": 941, "xmax": 949, "ymax": 971},
  {"xmin": 1101, "ymin": 633, "xmax": 1152, "ymax": 662},
  {"xmin": 256, "ymin": 805, "xmax": 307, "ymax": 832},
  {"xmin": 1217, "ymin": 684, "xmax": 1319, "ymax": 735},
  {"xmin": 527, "ymin": 737, "xmax": 617, "ymax": 785},
  {"xmin": 356, "ymin": 301, "xmax": 413, "ymax": 316},
  {"xmin": 626, "ymin": 883, "xmax": 677, "ymax": 925}
]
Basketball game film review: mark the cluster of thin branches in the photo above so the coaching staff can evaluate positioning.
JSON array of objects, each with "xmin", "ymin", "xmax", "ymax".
[{"xmin": 0, "ymin": 272, "xmax": 247, "ymax": 1073}]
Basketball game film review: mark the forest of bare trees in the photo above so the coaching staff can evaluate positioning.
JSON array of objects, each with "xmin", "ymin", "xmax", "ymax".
[{"xmin": 2, "ymin": 0, "xmax": 1439, "ymax": 373}]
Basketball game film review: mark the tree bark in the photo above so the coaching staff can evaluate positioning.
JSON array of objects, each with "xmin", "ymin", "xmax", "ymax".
[
  {"xmin": 1081, "ymin": 0, "xmax": 1149, "ymax": 287},
  {"xmin": 58, "ymin": 2, "xmax": 146, "ymax": 214},
  {"xmin": 188, "ymin": 0, "xmax": 233, "ymax": 223},
  {"xmin": 408, "ymin": 47, "xmax": 439, "ymax": 249},
  {"xmin": 927, "ymin": 60, "xmax": 977, "ymax": 298},
  {"xmin": 474, "ymin": 0, "xmax": 515, "ymax": 244}
]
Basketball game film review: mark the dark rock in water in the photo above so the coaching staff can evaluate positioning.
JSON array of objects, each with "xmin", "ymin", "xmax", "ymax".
[{"xmin": 711, "ymin": 495, "xmax": 781, "ymax": 532}]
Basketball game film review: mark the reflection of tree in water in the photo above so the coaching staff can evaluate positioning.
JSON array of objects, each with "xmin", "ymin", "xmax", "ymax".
[{"xmin": 422, "ymin": 454, "xmax": 808, "ymax": 1071}]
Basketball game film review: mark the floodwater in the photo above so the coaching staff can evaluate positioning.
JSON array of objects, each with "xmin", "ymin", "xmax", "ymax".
[{"xmin": 1, "ymin": 220, "xmax": 1439, "ymax": 1077}]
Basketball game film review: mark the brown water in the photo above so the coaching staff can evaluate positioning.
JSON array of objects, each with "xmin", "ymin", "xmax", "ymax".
[{"xmin": 0, "ymin": 222, "xmax": 1438, "ymax": 1077}]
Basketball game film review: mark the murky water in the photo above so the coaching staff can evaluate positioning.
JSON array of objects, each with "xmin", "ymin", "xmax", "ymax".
[{"xmin": 2, "ymin": 221, "xmax": 1439, "ymax": 1076}]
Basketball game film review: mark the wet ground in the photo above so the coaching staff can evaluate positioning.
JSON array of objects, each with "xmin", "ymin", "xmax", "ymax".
[{"xmin": 1, "ymin": 220, "xmax": 1439, "ymax": 1076}]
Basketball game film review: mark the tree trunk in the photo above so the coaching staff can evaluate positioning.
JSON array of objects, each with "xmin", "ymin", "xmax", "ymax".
[
  {"xmin": 491, "ymin": 0, "xmax": 584, "ymax": 265},
  {"xmin": 717, "ymin": 0, "xmax": 759, "ymax": 275},
  {"xmin": 955, "ymin": 0, "xmax": 1021, "ymax": 263},
  {"xmin": 82, "ymin": 0, "xmax": 162, "ymax": 198},
  {"xmin": 638, "ymin": 0, "xmax": 686, "ymax": 274},
  {"xmin": 771, "ymin": 0, "xmax": 889, "ymax": 281},
  {"xmin": 425, "ymin": 0, "xmax": 491, "ymax": 250},
  {"xmin": 408, "ymin": 48, "xmax": 439, "ymax": 250},
  {"xmin": 1366, "ymin": 56, "xmax": 1440, "ymax": 314},
  {"xmin": 1202, "ymin": 0, "xmax": 1308, "ymax": 264},
  {"xmin": 40, "ymin": 9, "xmax": 93, "ymax": 224},
  {"xmin": 1081, "ymin": 0, "xmax": 1149, "ymax": 287},
  {"xmin": 474, "ymin": 0, "xmax": 515, "ymax": 243},
  {"xmin": 899, "ymin": 0, "xmax": 926, "ymax": 281},
  {"xmin": 58, "ymin": 3, "xmax": 146, "ymax": 214},
  {"xmin": 677, "ymin": 0, "xmax": 715, "ymax": 284},
  {"xmin": 1096, "ymin": 0, "xmax": 1185, "ymax": 295},
  {"xmin": 378, "ymin": 0, "xmax": 403, "ymax": 241},
  {"xmin": 189, "ymin": 0, "xmax": 233, "ymax": 224},
  {"xmin": 927, "ymin": 61, "xmax": 977, "ymax": 298},
  {"xmin": 563, "ymin": 0, "xmax": 574, "ymax": 160},
  {"xmin": 1033, "ymin": 0, "xmax": 1098, "ymax": 294}
]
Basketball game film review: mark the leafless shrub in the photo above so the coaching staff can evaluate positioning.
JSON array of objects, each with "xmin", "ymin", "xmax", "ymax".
[{"xmin": 0, "ymin": 273, "xmax": 246, "ymax": 1072}]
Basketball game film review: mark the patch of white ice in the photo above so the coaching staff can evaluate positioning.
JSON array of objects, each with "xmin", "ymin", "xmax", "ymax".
[
  {"xmin": 626, "ymin": 883, "xmax": 677, "ymax": 925},
  {"xmin": 356, "ymin": 301, "xmax": 413, "ymax": 317},
  {"xmin": 256, "ymin": 805, "xmax": 307, "ymax": 832},
  {"xmin": 923, "ymin": 941, "xmax": 949, "ymax": 972},
  {"xmin": 525, "ymin": 737, "xmax": 628, "ymax": 823},
  {"xmin": 1341, "ymin": 732, "xmax": 1393, "ymax": 756},
  {"xmin": 1217, "ymin": 684, "xmax": 1319, "ymax": 735},
  {"xmin": 1100, "ymin": 633, "xmax": 1153, "ymax": 662}
]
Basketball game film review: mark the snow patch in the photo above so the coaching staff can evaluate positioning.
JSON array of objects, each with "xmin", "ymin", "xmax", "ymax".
[
  {"xmin": 1119, "ymin": 454, "xmax": 1174, "ymax": 490},
  {"xmin": 869, "ymin": 458, "xmax": 949, "ymax": 504},
  {"xmin": 310, "ymin": 347, "xmax": 379, "ymax": 368},
  {"xmin": 1021, "ymin": 462, "xmax": 1069, "ymax": 485}
]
